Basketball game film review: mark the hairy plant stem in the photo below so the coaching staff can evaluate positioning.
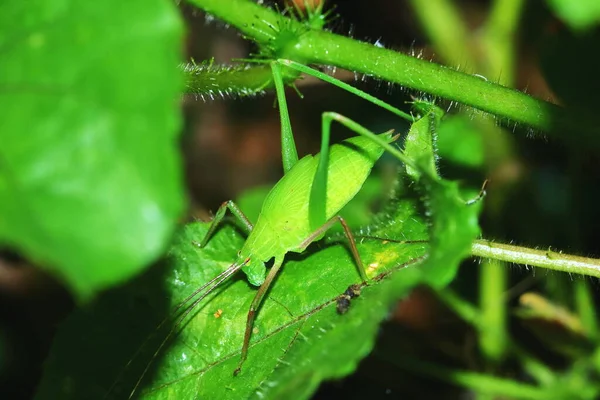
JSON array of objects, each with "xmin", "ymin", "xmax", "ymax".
[
  {"xmin": 182, "ymin": 63, "xmax": 300, "ymax": 98},
  {"xmin": 182, "ymin": 63, "xmax": 272, "ymax": 98},
  {"xmin": 189, "ymin": 0, "xmax": 598, "ymax": 143},
  {"xmin": 472, "ymin": 240, "xmax": 600, "ymax": 278}
]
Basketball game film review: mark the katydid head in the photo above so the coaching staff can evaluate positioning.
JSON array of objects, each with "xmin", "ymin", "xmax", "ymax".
[{"xmin": 238, "ymin": 254, "xmax": 266, "ymax": 287}]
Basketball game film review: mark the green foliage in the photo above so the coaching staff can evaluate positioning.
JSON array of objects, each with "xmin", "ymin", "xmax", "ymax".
[
  {"xmin": 36, "ymin": 86, "xmax": 482, "ymax": 398},
  {"xmin": 181, "ymin": 61, "xmax": 301, "ymax": 100},
  {"xmin": 34, "ymin": 184, "xmax": 426, "ymax": 399},
  {"xmin": 0, "ymin": 0, "xmax": 185, "ymax": 301},
  {"xmin": 7, "ymin": 0, "xmax": 599, "ymax": 399},
  {"xmin": 36, "ymin": 158, "xmax": 483, "ymax": 399},
  {"xmin": 545, "ymin": 0, "xmax": 600, "ymax": 31},
  {"xmin": 419, "ymin": 178, "xmax": 481, "ymax": 288},
  {"xmin": 404, "ymin": 102, "xmax": 443, "ymax": 180},
  {"xmin": 403, "ymin": 103, "xmax": 481, "ymax": 288}
]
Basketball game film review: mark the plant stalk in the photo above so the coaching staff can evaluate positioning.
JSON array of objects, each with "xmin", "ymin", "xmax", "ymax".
[
  {"xmin": 472, "ymin": 240, "xmax": 600, "ymax": 278},
  {"xmin": 188, "ymin": 0, "xmax": 598, "ymax": 144}
]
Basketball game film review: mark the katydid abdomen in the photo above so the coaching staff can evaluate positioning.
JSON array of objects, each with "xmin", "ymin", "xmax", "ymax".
[{"xmin": 239, "ymin": 132, "xmax": 394, "ymax": 286}]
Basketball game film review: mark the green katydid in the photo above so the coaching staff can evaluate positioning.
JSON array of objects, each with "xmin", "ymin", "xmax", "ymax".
[
  {"xmin": 199, "ymin": 60, "xmax": 423, "ymax": 376},
  {"xmin": 123, "ymin": 59, "xmax": 426, "ymax": 398}
]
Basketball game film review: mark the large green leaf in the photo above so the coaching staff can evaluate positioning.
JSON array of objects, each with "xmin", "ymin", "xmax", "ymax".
[
  {"xmin": 34, "ymin": 176, "xmax": 430, "ymax": 399},
  {"xmin": 36, "ymin": 96, "xmax": 482, "ymax": 399},
  {"xmin": 36, "ymin": 169, "xmax": 480, "ymax": 400},
  {"xmin": 0, "ymin": 0, "xmax": 184, "ymax": 300}
]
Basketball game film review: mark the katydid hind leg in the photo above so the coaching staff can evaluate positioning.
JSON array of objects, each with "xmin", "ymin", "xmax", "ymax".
[
  {"xmin": 274, "ymin": 60, "xmax": 424, "ymax": 171},
  {"xmin": 234, "ymin": 258, "xmax": 285, "ymax": 376},
  {"xmin": 299, "ymin": 215, "xmax": 368, "ymax": 283},
  {"xmin": 194, "ymin": 200, "xmax": 253, "ymax": 249},
  {"xmin": 308, "ymin": 111, "xmax": 333, "ymax": 230}
]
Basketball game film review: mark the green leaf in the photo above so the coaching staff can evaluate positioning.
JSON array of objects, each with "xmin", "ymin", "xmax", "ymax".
[
  {"xmin": 403, "ymin": 103, "xmax": 443, "ymax": 180},
  {"xmin": 419, "ymin": 177, "xmax": 481, "ymax": 288},
  {"xmin": 35, "ymin": 181, "xmax": 431, "ymax": 400},
  {"xmin": 0, "ymin": 0, "xmax": 184, "ymax": 300},
  {"xmin": 403, "ymin": 103, "xmax": 480, "ymax": 288},
  {"xmin": 36, "ymin": 161, "xmax": 481, "ymax": 399},
  {"xmin": 545, "ymin": 0, "xmax": 600, "ymax": 31}
]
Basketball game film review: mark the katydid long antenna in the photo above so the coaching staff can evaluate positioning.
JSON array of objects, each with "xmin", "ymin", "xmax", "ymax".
[{"xmin": 103, "ymin": 257, "xmax": 249, "ymax": 400}]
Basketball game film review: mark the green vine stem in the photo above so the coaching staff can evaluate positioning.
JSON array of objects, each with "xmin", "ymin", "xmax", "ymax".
[
  {"xmin": 182, "ymin": 62, "xmax": 299, "ymax": 99},
  {"xmin": 472, "ymin": 240, "xmax": 600, "ymax": 278},
  {"xmin": 182, "ymin": 63, "xmax": 271, "ymax": 99},
  {"xmin": 189, "ymin": 0, "xmax": 598, "ymax": 143}
]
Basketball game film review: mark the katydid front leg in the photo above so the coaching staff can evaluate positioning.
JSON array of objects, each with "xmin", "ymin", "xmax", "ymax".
[
  {"xmin": 193, "ymin": 200, "xmax": 254, "ymax": 249},
  {"xmin": 124, "ymin": 198, "xmax": 258, "ymax": 393},
  {"xmin": 271, "ymin": 61, "xmax": 299, "ymax": 173}
]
